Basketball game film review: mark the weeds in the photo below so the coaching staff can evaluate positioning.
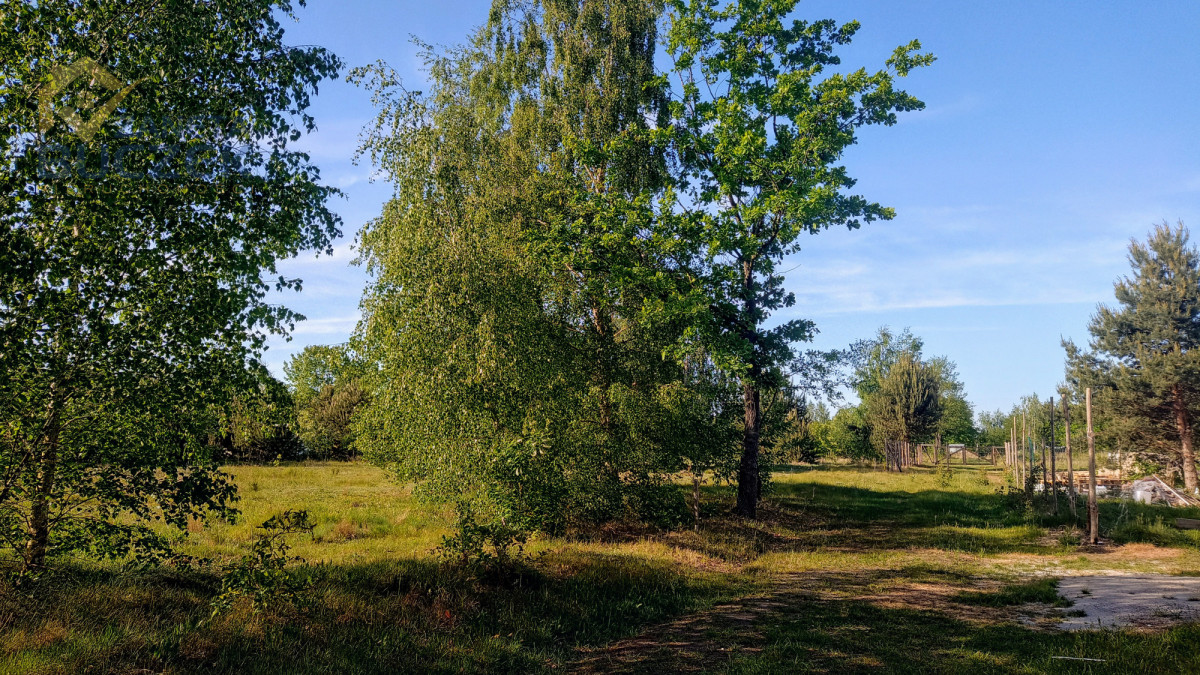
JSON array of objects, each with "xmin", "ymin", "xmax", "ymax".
[
  {"xmin": 5, "ymin": 463, "xmax": 1200, "ymax": 674},
  {"xmin": 437, "ymin": 504, "xmax": 529, "ymax": 581},
  {"xmin": 209, "ymin": 510, "xmax": 315, "ymax": 618}
]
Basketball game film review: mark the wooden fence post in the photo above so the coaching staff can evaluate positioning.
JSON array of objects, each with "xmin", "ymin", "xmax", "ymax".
[
  {"xmin": 1063, "ymin": 396, "xmax": 1076, "ymax": 519},
  {"xmin": 1050, "ymin": 397, "xmax": 1058, "ymax": 515},
  {"xmin": 1022, "ymin": 412, "xmax": 1031, "ymax": 496},
  {"xmin": 1086, "ymin": 387, "xmax": 1099, "ymax": 544}
]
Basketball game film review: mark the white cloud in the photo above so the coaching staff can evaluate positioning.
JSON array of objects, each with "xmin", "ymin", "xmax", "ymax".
[{"xmin": 290, "ymin": 314, "xmax": 360, "ymax": 336}]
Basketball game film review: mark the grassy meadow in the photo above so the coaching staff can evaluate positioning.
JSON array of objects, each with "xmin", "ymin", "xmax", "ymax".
[{"xmin": 4, "ymin": 462, "xmax": 1200, "ymax": 673}]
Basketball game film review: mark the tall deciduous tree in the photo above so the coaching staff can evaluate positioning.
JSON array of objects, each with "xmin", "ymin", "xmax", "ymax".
[
  {"xmin": 663, "ymin": 0, "xmax": 933, "ymax": 517},
  {"xmin": 0, "ymin": 0, "xmax": 340, "ymax": 570},
  {"xmin": 1066, "ymin": 222, "xmax": 1200, "ymax": 490},
  {"xmin": 352, "ymin": 0, "xmax": 734, "ymax": 531}
]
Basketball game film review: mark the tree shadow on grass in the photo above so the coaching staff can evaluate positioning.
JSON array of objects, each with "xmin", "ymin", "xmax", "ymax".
[
  {"xmin": 664, "ymin": 481, "xmax": 1060, "ymax": 563},
  {"xmin": 0, "ymin": 550, "xmax": 741, "ymax": 674},
  {"xmin": 573, "ymin": 566, "xmax": 1200, "ymax": 674}
]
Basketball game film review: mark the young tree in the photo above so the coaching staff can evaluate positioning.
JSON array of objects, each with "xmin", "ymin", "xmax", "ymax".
[
  {"xmin": 663, "ymin": 6, "xmax": 933, "ymax": 515},
  {"xmin": 864, "ymin": 352, "xmax": 942, "ymax": 448},
  {"xmin": 0, "ymin": 0, "xmax": 340, "ymax": 570},
  {"xmin": 1066, "ymin": 222, "xmax": 1200, "ymax": 490}
]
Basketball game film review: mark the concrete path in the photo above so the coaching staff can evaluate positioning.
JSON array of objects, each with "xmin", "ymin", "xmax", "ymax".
[{"xmin": 1057, "ymin": 574, "xmax": 1200, "ymax": 630}]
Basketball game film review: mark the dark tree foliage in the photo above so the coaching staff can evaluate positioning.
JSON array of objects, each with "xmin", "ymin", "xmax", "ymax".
[
  {"xmin": 1065, "ymin": 222, "xmax": 1200, "ymax": 489},
  {"xmin": 865, "ymin": 352, "xmax": 942, "ymax": 447},
  {"xmin": 0, "ymin": 0, "xmax": 340, "ymax": 570},
  {"xmin": 214, "ymin": 369, "xmax": 305, "ymax": 464}
]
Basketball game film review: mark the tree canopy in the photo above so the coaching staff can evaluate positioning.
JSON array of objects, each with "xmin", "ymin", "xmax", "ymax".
[
  {"xmin": 350, "ymin": 0, "xmax": 739, "ymax": 531},
  {"xmin": 1065, "ymin": 221, "xmax": 1200, "ymax": 489},
  {"xmin": 661, "ymin": 0, "xmax": 933, "ymax": 516},
  {"xmin": 0, "ymin": 0, "xmax": 341, "ymax": 570}
]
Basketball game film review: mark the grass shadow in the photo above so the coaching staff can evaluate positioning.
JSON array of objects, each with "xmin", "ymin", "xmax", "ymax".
[{"xmin": 0, "ymin": 548, "xmax": 743, "ymax": 674}]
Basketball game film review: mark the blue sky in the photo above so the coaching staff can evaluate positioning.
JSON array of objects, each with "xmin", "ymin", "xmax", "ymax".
[{"xmin": 263, "ymin": 0, "xmax": 1200, "ymax": 415}]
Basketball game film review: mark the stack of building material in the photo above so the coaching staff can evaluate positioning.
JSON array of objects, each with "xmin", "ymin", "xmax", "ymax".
[{"xmin": 1130, "ymin": 475, "xmax": 1199, "ymax": 507}]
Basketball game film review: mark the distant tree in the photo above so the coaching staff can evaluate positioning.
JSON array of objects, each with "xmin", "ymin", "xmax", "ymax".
[
  {"xmin": 977, "ymin": 409, "xmax": 1010, "ymax": 447},
  {"xmin": 663, "ymin": 0, "xmax": 933, "ymax": 517},
  {"xmin": 215, "ymin": 369, "xmax": 304, "ymax": 463},
  {"xmin": 850, "ymin": 327, "xmax": 924, "ymax": 399},
  {"xmin": 847, "ymin": 326, "xmax": 973, "ymax": 450},
  {"xmin": 826, "ymin": 406, "xmax": 875, "ymax": 460},
  {"xmin": 284, "ymin": 345, "xmax": 361, "ymax": 408},
  {"xmin": 298, "ymin": 381, "xmax": 368, "ymax": 460},
  {"xmin": 0, "ymin": 0, "xmax": 340, "ymax": 571},
  {"xmin": 938, "ymin": 395, "xmax": 977, "ymax": 445},
  {"xmin": 284, "ymin": 344, "xmax": 368, "ymax": 460},
  {"xmin": 865, "ymin": 353, "xmax": 942, "ymax": 447},
  {"xmin": 1065, "ymin": 222, "xmax": 1200, "ymax": 490},
  {"xmin": 761, "ymin": 388, "xmax": 819, "ymax": 465}
]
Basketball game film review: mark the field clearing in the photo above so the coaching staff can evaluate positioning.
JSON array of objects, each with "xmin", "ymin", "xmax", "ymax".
[{"xmin": 4, "ymin": 462, "xmax": 1200, "ymax": 673}]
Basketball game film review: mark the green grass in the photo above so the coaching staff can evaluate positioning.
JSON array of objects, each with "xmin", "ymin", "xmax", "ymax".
[
  {"xmin": 3, "ymin": 462, "xmax": 1200, "ymax": 673},
  {"xmin": 954, "ymin": 578, "xmax": 1073, "ymax": 608}
]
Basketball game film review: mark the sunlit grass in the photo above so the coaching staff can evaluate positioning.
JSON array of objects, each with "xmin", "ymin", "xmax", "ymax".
[{"xmin": 4, "ymin": 461, "xmax": 1200, "ymax": 673}]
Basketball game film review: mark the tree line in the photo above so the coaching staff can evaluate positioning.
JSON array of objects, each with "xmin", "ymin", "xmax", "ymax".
[{"xmin": 1, "ymin": 0, "xmax": 939, "ymax": 571}]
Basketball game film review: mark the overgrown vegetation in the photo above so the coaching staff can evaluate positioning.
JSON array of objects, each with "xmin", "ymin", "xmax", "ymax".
[
  {"xmin": 1, "ymin": 463, "xmax": 1197, "ymax": 673},
  {"xmin": 4, "ymin": 0, "xmax": 1200, "ymax": 672}
]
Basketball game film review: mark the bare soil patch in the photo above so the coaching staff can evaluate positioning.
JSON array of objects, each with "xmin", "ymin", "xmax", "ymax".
[{"xmin": 1057, "ymin": 575, "xmax": 1200, "ymax": 630}]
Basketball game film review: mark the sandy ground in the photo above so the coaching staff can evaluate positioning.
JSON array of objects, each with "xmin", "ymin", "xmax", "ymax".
[{"xmin": 1057, "ymin": 575, "xmax": 1200, "ymax": 630}]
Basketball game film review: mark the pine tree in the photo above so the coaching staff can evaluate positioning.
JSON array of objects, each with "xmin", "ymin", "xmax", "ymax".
[{"xmin": 1072, "ymin": 222, "xmax": 1200, "ymax": 490}]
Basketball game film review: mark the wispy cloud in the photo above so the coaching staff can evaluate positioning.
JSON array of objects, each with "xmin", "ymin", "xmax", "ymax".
[
  {"xmin": 290, "ymin": 314, "xmax": 360, "ymax": 336},
  {"xmin": 906, "ymin": 92, "xmax": 989, "ymax": 123}
]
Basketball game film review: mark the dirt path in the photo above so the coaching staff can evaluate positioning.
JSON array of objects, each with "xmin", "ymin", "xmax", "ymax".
[{"xmin": 569, "ymin": 569, "xmax": 1053, "ymax": 673}]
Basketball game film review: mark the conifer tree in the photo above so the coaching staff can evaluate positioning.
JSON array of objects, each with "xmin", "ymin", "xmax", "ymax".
[{"xmin": 1067, "ymin": 222, "xmax": 1200, "ymax": 490}]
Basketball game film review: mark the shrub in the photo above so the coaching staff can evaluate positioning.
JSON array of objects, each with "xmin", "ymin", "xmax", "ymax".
[
  {"xmin": 437, "ymin": 505, "xmax": 528, "ymax": 580},
  {"xmin": 210, "ymin": 510, "xmax": 314, "ymax": 617}
]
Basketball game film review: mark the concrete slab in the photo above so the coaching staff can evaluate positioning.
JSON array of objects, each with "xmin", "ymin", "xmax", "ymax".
[{"xmin": 1057, "ymin": 574, "xmax": 1200, "ymax": 630}]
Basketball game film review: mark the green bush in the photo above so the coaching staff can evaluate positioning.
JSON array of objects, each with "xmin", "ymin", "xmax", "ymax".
[{"xmin": 210, "ymin": 510, "xmax": 315, "ymax": 617}]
